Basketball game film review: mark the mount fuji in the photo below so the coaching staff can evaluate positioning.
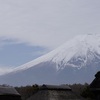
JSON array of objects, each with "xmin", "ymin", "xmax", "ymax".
[{"xmin": 0, "ymin": 34, "xmax": 100, "ymax": 86}]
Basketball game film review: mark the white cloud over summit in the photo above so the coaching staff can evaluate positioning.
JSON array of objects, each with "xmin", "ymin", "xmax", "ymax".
[{"xmin": 0, "ymin": 0, "xmax": 100, "ymax": 48}]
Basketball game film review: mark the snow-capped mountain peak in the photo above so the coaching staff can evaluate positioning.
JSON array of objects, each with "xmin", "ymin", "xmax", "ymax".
[
  {"xmin": 11, "ymin": 34, "xmax": 100, "ymax": 72},
  {"xmin": 0, "ymin": 34, "xmax": 100, "ymax": 86}
]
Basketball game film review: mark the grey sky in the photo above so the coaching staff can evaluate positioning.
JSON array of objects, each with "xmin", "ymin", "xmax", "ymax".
[{"xmin": 0, "ymin": 0, "xmax": 100, "ymax": 49}]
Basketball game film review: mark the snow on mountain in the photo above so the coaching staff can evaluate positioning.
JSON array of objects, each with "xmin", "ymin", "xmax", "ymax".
[
  {"xmin": 0, "ymin": 33, "xmax": 100, "ymax": 86},
  {"xmin": 11, "ymin": 33, "xmax": 100, "ymax": 71}
]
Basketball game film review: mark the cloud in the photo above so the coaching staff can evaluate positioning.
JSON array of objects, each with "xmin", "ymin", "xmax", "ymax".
[
  {"xmin": 31, "ymin": 50, "xmax": 49, "ymax": 58},
  {"xmin": 0, "ymin": 65, "xmax": 13, "ymax": 75},
  {"xmin": 0, "ymin": 0, "xmax": 100, "ymax": 49}
]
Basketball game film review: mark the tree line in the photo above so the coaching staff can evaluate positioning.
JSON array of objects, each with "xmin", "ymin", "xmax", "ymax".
[{"xmin": 14, "ymin": 83, "xmax": 94, "ymax": 100}]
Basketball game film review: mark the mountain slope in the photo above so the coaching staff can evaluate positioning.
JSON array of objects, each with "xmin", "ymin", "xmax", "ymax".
[{"xmin": 0, "ymin": 34, "xmax": 100, "ymax": 86}]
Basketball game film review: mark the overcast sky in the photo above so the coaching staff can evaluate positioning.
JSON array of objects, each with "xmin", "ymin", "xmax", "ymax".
[{"xmin": 0, "ymin": 0, "xmax": 100, "ymax": 73}]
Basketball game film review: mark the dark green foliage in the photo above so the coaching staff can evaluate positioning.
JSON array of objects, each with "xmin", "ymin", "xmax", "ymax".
[
  {"xmin": 69, "ymin": 83, "xmax": 95, "ymax": 100},
  {"xmin": 81, "ymin": 86, "xmax": 95, "ymax": 100},
  {"xmin": 69, "ymin": 83, "xmax": 89, "ymax": 96},
  {"xmin": 81, "ymin": 86, "xmax": 96, "ymax": 100},
  {"xmin": 15, "ymin": 84, "xmax": 39, "ymax": 100}
]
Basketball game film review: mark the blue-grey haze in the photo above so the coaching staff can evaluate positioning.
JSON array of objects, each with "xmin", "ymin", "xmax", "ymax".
[{"xmin": 0, "ymin": 41, "xmax": 48, "ymax": 67}]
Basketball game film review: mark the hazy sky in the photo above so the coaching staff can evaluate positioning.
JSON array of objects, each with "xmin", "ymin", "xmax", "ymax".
[{"xmin": 0, "ymin": 0, "xmax": 100, "ymax": 73}]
